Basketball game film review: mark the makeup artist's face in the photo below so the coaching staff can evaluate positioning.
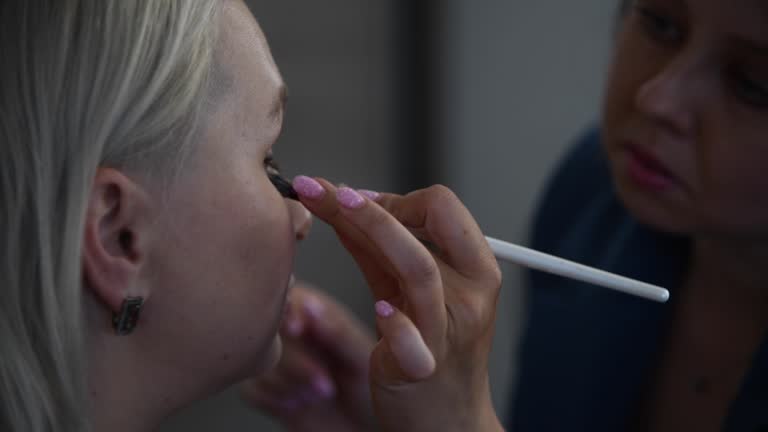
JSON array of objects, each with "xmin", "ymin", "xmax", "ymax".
[
  {"xmin": 602, "ymin": 0, "xmax": 768, "ymax": 241},
  {"xmin": 146, "ymin": 0, "xmax": 310, "ymax": 386}
]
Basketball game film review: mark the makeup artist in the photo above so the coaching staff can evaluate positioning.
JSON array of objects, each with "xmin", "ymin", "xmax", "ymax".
[{"xmin": 246, "ymin": 0, "xmax": 768, "ymax": 430}]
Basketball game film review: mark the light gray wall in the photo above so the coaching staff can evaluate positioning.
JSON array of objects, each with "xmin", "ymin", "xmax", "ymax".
[
  {"xmin": 439, "ymin": 0, "xmax": 616, "ymax": 420},
  {"xmin": 161, "ymin": 1, "xmax": 616, "ymax": 430}
]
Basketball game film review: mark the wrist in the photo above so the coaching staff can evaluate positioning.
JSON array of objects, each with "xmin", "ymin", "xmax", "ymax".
[
  {"xmin": 374, "ymin": 379, "xmax": 504, "ymax": 432},
  {"xmin": 464, "ymin": 390, "xmax": 504, "ymax": 432},
  {"xmin": 479, "ymin": 404, "xmax": 505, "ymax": 432}
]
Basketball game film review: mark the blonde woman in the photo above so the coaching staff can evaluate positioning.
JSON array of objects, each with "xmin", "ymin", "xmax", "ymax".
[{"xmin": 0, "ymin": 1, "xmax": 504, "ymax": 431}]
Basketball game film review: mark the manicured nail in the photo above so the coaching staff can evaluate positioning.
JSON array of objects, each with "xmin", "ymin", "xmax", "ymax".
[
  {"xmin": 337, "ymin": 187, "xmax": 365, "ymax": 209},
  {"xmin": 358, "ymin": 189, "xmax": 380, "ymax": 201},
  {"xmin": 303, "ymin": 296, "xmax": 325, "ymax": 320},
  {"xmin": 312, "ymin": 375, "xmax": 336, "ymax": 398},
  {"xmin": 292, "ymin": 176, "xmax": 325, "ymax": 200},
  {"xmin": 375, "ymin": 300, "xmax": 395, "ymax": 318}
]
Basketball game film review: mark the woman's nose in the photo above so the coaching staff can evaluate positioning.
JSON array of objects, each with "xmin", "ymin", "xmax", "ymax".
[
  {"xmin": 634, "ymin": 60, "xmax": 698, "ymax": 135},
  {"xmin": 291, "ymin": 202, "xmax": 313, "ymax": 241}
]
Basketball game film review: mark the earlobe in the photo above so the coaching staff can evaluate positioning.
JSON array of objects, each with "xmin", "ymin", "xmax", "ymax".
[{"xmin": 82, "ymin": 167, "xmax": 152, "ymax": 317}]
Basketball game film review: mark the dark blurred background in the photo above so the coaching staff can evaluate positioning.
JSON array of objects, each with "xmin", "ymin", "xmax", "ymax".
[{"xmin": 161, "ymin": 1, "xmax": 615, "ymax": 430}]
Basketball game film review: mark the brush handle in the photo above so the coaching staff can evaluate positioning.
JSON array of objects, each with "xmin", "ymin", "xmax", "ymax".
[{"xmin": 486, "ymin": 236, "xmax": 669, "ymax": 303}]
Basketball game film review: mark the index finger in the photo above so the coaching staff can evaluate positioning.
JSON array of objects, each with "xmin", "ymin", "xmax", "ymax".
[
  {"xmin": 300, "ymin": 181, "xmax": 447, "ymax": 346},
  {"xmin": 377, "ymin": 185, "xmax": 497, "ymax": 280},
  {"xmin": 336, "ymin": 192, "xmax": 447, "ymax": 348}
]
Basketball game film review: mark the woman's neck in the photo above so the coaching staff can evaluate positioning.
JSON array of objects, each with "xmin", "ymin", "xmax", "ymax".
[
  {"xmin": 88, "ymin": 353, "xmax": 168, "ymax": 432},
  {"xmin": 688, "ymin": 236, "xmax": 768, "ymax": 306},
  {"xmin": 86, "ymin": 293, "xmax": 183, "ymax": 432}
]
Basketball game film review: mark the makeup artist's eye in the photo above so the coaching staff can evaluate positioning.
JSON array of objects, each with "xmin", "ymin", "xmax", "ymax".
[
  {"xmin": 728, "ymin": 68, "xmax": 768, "ymax": 109},
  {"xmin": 634, "ymin": 5, "xmax": 684, "ymax": 45}
]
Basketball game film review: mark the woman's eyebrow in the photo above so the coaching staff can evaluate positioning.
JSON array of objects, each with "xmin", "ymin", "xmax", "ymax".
[{"xmin": 269, "ymin": 83, "xmax": 287, "ymax": 121}]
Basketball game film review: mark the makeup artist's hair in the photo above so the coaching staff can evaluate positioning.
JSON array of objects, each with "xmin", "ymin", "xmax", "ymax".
[{"xmin": 0, "ymin": 1, "xmax": 219, "ymax": 431}]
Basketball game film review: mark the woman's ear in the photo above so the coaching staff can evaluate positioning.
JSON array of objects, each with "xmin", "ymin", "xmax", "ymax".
[{"xmin": 82, "ymin": 167, "xmax": 153, "ymax": 314}]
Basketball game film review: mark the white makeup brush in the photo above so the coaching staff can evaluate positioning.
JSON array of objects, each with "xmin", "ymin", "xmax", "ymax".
[{"xmin": 486, "ymin": 236, "xmax": 669, "ymax": 303}]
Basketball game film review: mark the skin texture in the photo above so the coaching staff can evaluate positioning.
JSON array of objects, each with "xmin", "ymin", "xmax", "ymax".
[{"xmin": 83, "ymin": 2, "xmax": 311, "ymax": 431}]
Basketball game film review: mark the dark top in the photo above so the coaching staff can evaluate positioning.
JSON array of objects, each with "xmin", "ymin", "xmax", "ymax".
[{"xmin": 508, "ymin": 128, "xmax": 768, "ymax": 431}]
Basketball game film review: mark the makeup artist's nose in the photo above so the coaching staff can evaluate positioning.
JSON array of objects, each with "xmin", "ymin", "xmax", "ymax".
[
  {"xmin": 290, "ymin": 201, "xmax": 313, "ymax": 241},
  {"xmin": 635, "ymin": 59, "xmax": 698, "ymax": 136}
]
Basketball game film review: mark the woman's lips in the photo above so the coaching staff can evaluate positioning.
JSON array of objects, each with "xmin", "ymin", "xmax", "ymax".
[{"xmin": 625, "ymin": 145, "xmax": 678, "ymax": 191}]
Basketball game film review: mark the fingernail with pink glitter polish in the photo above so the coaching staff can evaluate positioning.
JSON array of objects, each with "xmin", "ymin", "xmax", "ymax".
[
  {"xmin": 292, "ymin": 176, "xmax": 326, "ymax": 200},
  {"xmin": 358, "ymin": 189, "xmax": 381, "ymax": 201},
  {"xmin": 337, "ymin": 187, "xmax": 365, "ymax": 209}
]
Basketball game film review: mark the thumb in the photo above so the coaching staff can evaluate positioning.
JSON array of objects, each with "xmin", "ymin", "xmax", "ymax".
[{"xmin": 371, "ymin": 301, "xmax": 436, "ymax": 383}]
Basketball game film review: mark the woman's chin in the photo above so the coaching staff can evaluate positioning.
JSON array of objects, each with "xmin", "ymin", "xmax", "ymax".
[
  {"xmin": 614, "ymin": 177, "xmax": 692, "ymax": 235},
  {"xmin": 606, "ymin": 151, "xmax": 693, "ymax": 235},
  {"xmin": 262, "ymin": 333, "xmax": 283, "ymax": 373}
]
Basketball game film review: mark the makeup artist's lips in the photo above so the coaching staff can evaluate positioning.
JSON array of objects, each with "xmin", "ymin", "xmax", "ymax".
[{"xmin": 624, "ymin": 145, "xmax": 679, "ymax": 192}]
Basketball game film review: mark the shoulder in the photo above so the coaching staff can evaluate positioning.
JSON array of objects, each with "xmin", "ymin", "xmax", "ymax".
[
  {"xmin": 528, "ymin": 126, "xmax": 619, "ymax": 257},
  {"xmin": 510, "ymin": 127, "xmax": 676, "ymax": 431}
]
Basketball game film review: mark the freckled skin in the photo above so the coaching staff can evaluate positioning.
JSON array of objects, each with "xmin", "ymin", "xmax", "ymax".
[{"xmin": 143, "ymin": 0, "xmax": 310, "ymax": 384}]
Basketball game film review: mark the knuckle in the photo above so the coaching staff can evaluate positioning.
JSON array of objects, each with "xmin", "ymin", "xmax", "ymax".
[
  {"xmin": 364, "ymin": 204, "xmax": 392, "ymax": 229},
  {"xmin": 403, "ymin": 254, "xmax": 440, "ymax": 285},
  {"xmin": 465, "ymin": 297, "xmax": 487, "ymax": 327},
  {"xmin": 488, "ymin": 264, "xmax": 503, "ymax": 291},
  {"xmin": 449, "ymin": 299, "xmax": 483, "ymax": 341},
  {"xmin": 425, "ymin": 184, "xmax": 458, "ymax": 206},
  {"xmin": 453, "ymin": 291, "xmax": 495, "ymax": 335}
]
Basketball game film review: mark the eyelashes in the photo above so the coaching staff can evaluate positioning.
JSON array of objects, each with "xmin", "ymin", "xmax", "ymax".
[
  {"xmin": 265, "ymin": 156, "xmax": 299, "ymax": 201},
  {"xmin": 269, "ymin": 173, "xmax": 299, "ymax": 201},
  {"xmin": 264, "ymin": 155, "xmax": 281, "ymax": 174}
]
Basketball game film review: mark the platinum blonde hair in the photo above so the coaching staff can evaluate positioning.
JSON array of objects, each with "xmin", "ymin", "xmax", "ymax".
[{"xmin": 0, "ymin": 1, "xmax": 219, "ymax": 430}]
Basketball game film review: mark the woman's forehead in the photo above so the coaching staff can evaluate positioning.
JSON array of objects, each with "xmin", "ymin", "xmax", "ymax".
[
  {"xmin": 199, "ymin": 0, "xmax": 285, "ymax": 155},
  {"xmin": 213, "ymin": 2, "xmax": 283, "ymax": 114}
]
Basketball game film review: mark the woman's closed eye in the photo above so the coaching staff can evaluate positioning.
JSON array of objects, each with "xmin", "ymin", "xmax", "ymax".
[{"xmin": 265, "ymin": 155, "xmax": 299, "ymax": 200}]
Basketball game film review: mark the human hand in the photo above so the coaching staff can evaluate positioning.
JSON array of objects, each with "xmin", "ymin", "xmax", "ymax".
[
  {"xmin": 240, "ymin": 281, "xmax": 377, "ymax": 432},
  {"xmin": 292, "ymin": 177, "xmax": 505, "ymax": 432}
]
